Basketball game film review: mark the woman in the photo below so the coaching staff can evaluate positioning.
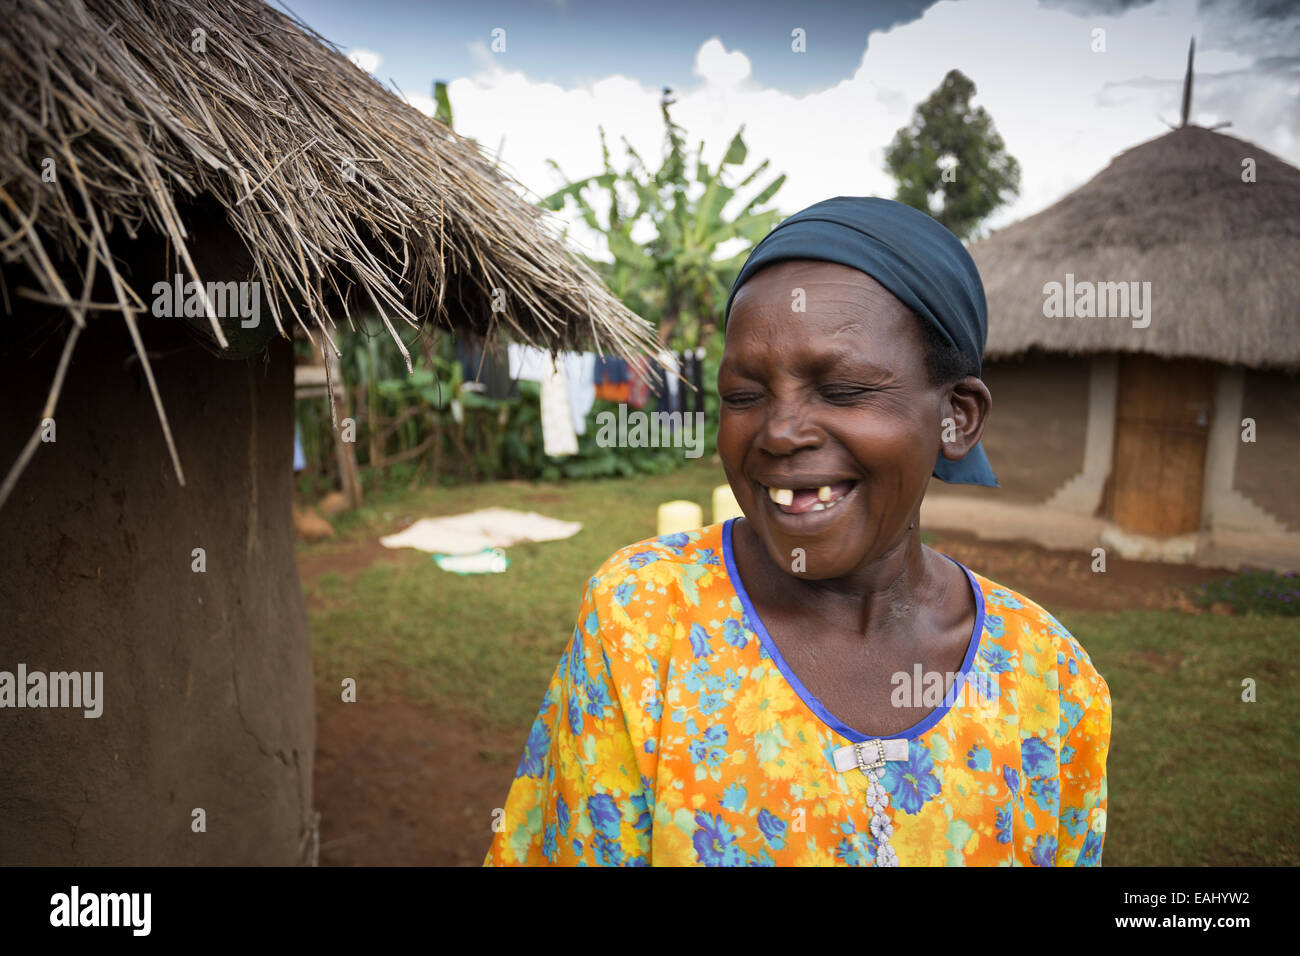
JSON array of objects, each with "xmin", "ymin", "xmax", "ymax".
[{"xmin": 485, "ymin": 197, "xmax": 1110, "ymax": 867}]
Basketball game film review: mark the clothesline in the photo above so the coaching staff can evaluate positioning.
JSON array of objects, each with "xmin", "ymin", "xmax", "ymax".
[{"xmin": 457, "ymin": 339, "xmax": 709, "ymax": 458}]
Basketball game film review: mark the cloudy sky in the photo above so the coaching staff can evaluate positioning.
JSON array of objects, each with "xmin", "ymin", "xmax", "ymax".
[{"xmin": 278, "ymin": 0, "xmax": 1299, "ymax": 258}]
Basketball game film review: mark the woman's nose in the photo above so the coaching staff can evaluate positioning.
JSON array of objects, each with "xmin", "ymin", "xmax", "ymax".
[{"xmin": 757, "ymin": 400, "xmax": 821, "ymax": 456}]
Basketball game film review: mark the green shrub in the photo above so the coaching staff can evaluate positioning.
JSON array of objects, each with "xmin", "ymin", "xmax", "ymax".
[{"xmin": 1194, "ymin": 568, "xmax": 1300, "ymax": 616}]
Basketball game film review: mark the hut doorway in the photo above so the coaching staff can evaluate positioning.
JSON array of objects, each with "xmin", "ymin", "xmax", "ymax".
[{"xmin": 1109, "ymin": 354, "xmax": 1215, "ymax": 535}]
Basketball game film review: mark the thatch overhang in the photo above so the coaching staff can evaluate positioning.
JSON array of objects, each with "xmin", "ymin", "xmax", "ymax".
[
  {"xmin": 0, "ymin": 0, "xmax": 658, "ymax": 498},
  {"xmin": 972, "ymin": 126, "xmax": 1300, "ymax": 371}
]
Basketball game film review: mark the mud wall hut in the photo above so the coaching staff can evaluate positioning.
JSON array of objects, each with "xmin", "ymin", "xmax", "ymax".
[
  {"xmin": 926, "ymin": 125, "xmax": 1300, "ymax": 570},
  {"xmin": 0, "ymin": 0, "xmax": 655, "ymax": 864}
]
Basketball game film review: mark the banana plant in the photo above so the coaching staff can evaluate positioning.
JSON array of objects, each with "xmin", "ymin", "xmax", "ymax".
[{"xmin": 539, "ymin": 88, "xmax": 785, "ymax": 350}]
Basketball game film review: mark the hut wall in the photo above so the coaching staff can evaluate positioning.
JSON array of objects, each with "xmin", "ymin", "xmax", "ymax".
[
  {"xmin": 0, "ymin": 318, "xmax": 314, "ymax": 864},
  {"xmin": 1234, "ymin": 369, "xmax": 1300, "ymax": 533},
  {"xmin": 928, "ymin": 355, "xmax": 1089, "ymax": 503}
]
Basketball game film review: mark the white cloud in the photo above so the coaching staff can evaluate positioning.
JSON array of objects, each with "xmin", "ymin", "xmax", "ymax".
[
  {"xmin": 395, "ymin": 0, "xmax": 1298, "ymax": 256},
  {"xmin": 404, "ymin": 92, "xmax": 438, "ymax": 117},
  {"xmin": 347, "ymin": 48, "xmax": 382, "ymax": 74},
  {"xmin": 693, "ymin": 38, "xmax": 753, "ymax": 89}
]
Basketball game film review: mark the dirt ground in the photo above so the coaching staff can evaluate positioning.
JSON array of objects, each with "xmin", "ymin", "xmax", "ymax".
[
  {"xmin": 926, "ymin": 529, "xmax": 1231, "ymax": 614},
  {"xmin": 303, "ymin": 527, "xmax": 1233, "ymax": 867},
  {"xmin": 313, "ymin": 693, "xmax": 518, "ymax": 866}
]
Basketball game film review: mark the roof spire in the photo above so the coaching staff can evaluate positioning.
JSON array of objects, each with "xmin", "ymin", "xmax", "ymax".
[{"xmin": 1180, "ymin": 37, "xmax": 1194, "ymax": 128}]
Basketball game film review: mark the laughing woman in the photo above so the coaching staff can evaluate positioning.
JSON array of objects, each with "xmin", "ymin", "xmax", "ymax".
[{"xmin": 485, "ymin": 197, "xmax": 1110, "ymax": 867}]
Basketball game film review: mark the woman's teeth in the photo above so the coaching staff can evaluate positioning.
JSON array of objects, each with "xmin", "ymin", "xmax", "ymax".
[{"xmin": 766, "ymin": 485, "xmax": 847, "ymax": 512}]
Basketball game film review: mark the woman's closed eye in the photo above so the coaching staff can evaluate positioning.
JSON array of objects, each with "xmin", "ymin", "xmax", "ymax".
[
  {"xmin": 720, "ymin": 390, "xmax": 765, "ymax": 408},
  {"xmin": 722, "ymin": 383, "xmax": 882, "ymax": 408},
  {"xmin": 818, "ymin": 384, "xmax": 877, "ymax": 403}
]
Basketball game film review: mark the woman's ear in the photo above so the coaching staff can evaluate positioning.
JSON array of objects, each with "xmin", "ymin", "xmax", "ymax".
[{"xmin": 939, "ymin": 376, "xmax": 991, "ymax": 462}]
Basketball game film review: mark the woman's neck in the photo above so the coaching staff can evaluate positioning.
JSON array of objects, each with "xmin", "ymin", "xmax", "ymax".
[{"xmin": 734, "ymin": 516, "xmax": 953, "ymax": 642}]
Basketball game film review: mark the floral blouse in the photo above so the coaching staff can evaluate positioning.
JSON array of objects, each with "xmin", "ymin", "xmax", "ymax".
[{"xmin": 484, "ymin": 518, "xmax": 1110, "ymax": 866}]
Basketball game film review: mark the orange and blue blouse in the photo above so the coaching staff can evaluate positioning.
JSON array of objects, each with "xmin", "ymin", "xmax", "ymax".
[{"xmin": 484, "ymin": 518, "xmax": 1110, "ymax": 866}]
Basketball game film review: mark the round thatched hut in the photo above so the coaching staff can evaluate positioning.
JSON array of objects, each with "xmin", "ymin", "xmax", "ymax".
[
  {"xmin": 924, "ymin": 124, "xmax": 1300, "ymax": 570},
  {"xmin": 0, "ymin": 0, "xmax": 655, "ymax": 864}
]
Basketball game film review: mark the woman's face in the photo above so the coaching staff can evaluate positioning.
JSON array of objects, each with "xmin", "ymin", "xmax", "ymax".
[{"xmin": 717, "ymin": 259, "xmax": 967, "ymax": 580}]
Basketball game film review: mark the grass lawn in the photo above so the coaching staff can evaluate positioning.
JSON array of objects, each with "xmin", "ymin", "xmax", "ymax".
[
  {"xmin": 1053, "ymin": 609, "xmax": 1297, "ymax": 866},
  {"xmin": 301, "ymin": 462, "xmax": 1298, "ymax": 866}
]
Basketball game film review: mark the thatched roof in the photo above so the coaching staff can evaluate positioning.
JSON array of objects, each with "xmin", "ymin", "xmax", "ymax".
[
  {"xmin": 0, "ymin": 0, "xmax": 659, "ymax": 502},
  {"xmin": 973, "ymin": 126, "xmax": 1300, "ymax": 370}
]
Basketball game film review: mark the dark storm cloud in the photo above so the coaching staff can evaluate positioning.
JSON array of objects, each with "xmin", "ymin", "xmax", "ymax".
[
  {"xmin": 1037, "ymin": 0, "xmax": 1159, "ymax": 13},
  {"xmin": 1199, "ymin": 0, "xmax": 1300, "ymax": 19},
  {"xmin": 1041, "ymin": 0, "xmax": 1298, "ymax": 16},
  {"xmin": 1049, "ymin": 0, "xmax": 1299, "ymax": 139}
]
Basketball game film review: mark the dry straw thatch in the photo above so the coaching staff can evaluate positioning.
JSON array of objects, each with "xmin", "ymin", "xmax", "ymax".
[
  {"xmin": 972, "ymin": 126, "xmax": 1300, "ymax": 370},
  {"xmin": 0, "ymin": 0, "xmax": 659, "ymax": 502}
]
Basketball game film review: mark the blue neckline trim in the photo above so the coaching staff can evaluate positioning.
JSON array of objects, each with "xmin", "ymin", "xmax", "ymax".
[{"xmin": 721, "ymin": 517, "xmax": 986, "ymax": 743}]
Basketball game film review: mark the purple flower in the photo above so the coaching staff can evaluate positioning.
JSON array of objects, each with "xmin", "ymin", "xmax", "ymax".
[
  {"xmin": 689, "ymin": 623, "xmax": 712, "ymax": 658},
  {"xmin": 586, "ymin": 793, "xmax": 622, "ymax": 840},
  {"xmin": 628, "ymin": 550, "xmax": 659, "ymax": 569},
  {"xmin": 689, "ymin": 724, "xmax": 728, "ymax": 767},
  {"xmin": 1081, "ymin": 830, "xmax": 1104, "ymax": 866},
  {"xmin": 882, "ymin": 742, "xmax": 941, "ymax": 815},
  {"xmin": 1030, "ymin": 833, "xmax": 1057, "ymax": 867},
  {"xmin": 516, "ymin": 717, "xmax": 549, "ymax": 778},
  {"xmin": 556, "ymin": 794, "xmax": 571, "ymax": 836},
  {"xmin": 1021, "ymin": 736, "xmax": 1057, "ymax": 778},
  {"xmin": 722, "ymin": 617, "xmax": 750, "ymax": 648},
  {"xmin": 693, "ymin": 812, "xmax": 746, "ymax": 866},
  {"xmin": 592, "ymin": 832, "xmax": 624, "ymax": 866},
  {"xmin": 996, "ymin": 802, "xmax": 1014, "ymax": 843},
  {"xmin": 758, "ymin": 809, "xmax": 787, "ymax": 848}
]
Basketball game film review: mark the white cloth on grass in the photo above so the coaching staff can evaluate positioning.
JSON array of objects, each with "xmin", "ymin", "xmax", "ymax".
[{"xmin": 379, "ymin": 508, "xmax": 583, "ymax": 555}]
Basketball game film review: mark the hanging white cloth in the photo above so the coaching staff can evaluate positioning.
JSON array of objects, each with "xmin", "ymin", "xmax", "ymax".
[
  {"xmin": 540, "ymin": 353, "xmax": 579, "ymax": 457},
  {"xmin": 509, "ymin": 343, "xmax": 596, "ymax": 437},
  {"xmin": 560, "ymin": 351, "xmax": 595, "ymax": 436},
  {"xmin": 662, "ymin": 348, "xmax": 680, "ymax": 412},
  {"xmin": 507, "ymin": 342, "xmax": 550, "ymax": 382}
]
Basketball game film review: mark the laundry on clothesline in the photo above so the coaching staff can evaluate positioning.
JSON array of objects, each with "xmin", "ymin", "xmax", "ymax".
[
  {"xmin": 507, "ymin": 343, "xmax": 595, "ymax": 440},
  {"xmin": 487, "ymin": 341, "xmax": 710, "ymax": 451},
  {"xmin": 627, "ymin": 355, "xmax": 651, "ymax": 409},
  {"xmin": 593, "ymin": 354, "xmax": 630, "ymax": 402},
  {"xmin": 457, "ymin": 338, "xmax": 518, "ymax": 400},
  {"xmin": 538, "ymin": 353, "xmax": 579, "ymax": 457}
]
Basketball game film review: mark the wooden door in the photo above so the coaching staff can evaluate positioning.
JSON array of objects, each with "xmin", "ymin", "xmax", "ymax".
[{"xmin": 1110, "ymin": 354, "xmax": 1214, "ymax": 536}]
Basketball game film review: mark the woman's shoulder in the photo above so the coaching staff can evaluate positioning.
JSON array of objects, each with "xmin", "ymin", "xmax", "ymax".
[
  {"xmin": 575, "ymin": 523, "xmax": 734, "ymax": 665},
  {"xmin": 583, "ymin": 522, "xmax": 730, "ymax": 595},
  {"xmin": 964, "ymin": 566, "xmax": 1110, "ymax": 710}
]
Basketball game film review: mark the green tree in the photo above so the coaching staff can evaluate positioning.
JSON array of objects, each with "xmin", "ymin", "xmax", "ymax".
[
  {"xmin": 885, "ymin": 69, "xmax": 1020, "ymax": 239},
  {"xmin": 540, "ymin": 87, "xmax": 785, "ymax": 350}
]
